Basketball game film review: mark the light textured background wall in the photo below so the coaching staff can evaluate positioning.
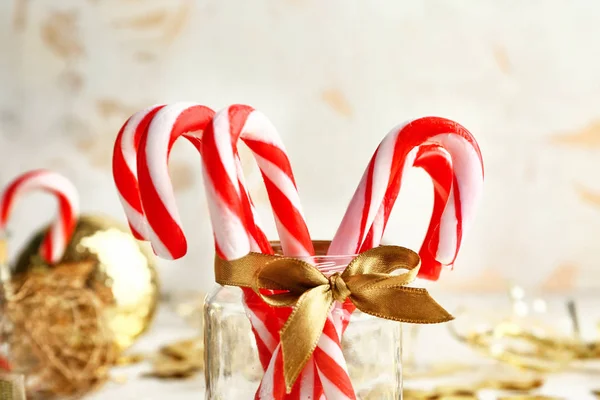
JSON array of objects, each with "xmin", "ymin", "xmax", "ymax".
[{"xmin": 1, "ymin": 0, "xmax": 599, "ymax": 294}]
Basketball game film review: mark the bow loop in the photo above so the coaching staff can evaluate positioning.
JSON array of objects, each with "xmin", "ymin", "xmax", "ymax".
[{"xmin": 214, "ymin": 244, "xmax": 453, "ymax": 393}]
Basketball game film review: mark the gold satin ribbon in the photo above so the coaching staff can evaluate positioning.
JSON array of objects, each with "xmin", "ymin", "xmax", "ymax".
[{"xmin": 215, "ymin": 245, "xmax": 453, "ymax": 392}]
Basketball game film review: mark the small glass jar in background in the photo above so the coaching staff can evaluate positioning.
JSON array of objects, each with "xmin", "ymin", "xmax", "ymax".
[{"xmin": 204, "ymin": 242, "xmax": 403, "ymax": 400}]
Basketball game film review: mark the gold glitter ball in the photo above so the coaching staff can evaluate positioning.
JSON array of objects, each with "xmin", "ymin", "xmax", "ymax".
[{"xmin": 13, "ymin": 214, "xmax": 159, "ymax": 350}]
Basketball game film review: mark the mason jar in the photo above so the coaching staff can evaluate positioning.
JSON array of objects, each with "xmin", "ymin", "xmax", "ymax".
[{"xmin": 204, "ymin": 241, "xmax": 403, "ymax": 399}]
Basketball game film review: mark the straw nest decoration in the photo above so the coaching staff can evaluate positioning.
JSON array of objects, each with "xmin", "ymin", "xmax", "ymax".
[{"xmin": 0, "ymin": 261, "xmax": 118, "ymax": 399}]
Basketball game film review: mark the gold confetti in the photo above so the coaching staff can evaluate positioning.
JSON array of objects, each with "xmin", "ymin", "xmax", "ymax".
[
  {"xmin": 404, "ymin": 362, "xmax": 476, "ymax": 379},
  {"xmin": 160, "ymin": 337, "xmax": 202, "ymax": 360},
  {"xmin": 497, "ymin": 396, "xmax": 563, "ymax": 400},
  {"xmin": 144, "ymin": 358, "xmax": 194, "ymax": 379},
  {"xmin": 403, "ymin": 388, "xmax": 435, "ymax": 399},
  {"xmin": 434, "ymin": 386, "xmax": 478, "ymax": 396},
  {"xmin": 483, "ymin": 378, "xmax": 544, "ymax": 391},
  {"xmin": 116, "ymin": 353, "xmax": 146, "ymax": 366},
  {"xmin": 143, "ymin": 337, "xmax": 203, "ymax": 380},
  {"xmin": 402, "ymin": 386, "xmax": 478, "ymax": 400}
]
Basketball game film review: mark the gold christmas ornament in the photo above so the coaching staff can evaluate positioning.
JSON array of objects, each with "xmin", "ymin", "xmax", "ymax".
[{"xmin": 13, "ymin": 214, "xmax": 159, "ymax": 350}]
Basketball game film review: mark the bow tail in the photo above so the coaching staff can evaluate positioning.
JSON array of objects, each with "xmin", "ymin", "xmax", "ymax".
[
  {"xmin": 351, "ymin": 286, "xmax": 453, "ymax": 324},
  {"xmin": 280, "ymin": 285, "xmax": 333, "ymax": 393}
]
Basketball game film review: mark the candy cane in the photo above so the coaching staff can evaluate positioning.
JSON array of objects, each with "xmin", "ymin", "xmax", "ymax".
[
  {"xmin": 362, "ymin": 144, "xmax": 454, "ymax": 273},
  {"xmin": 186, "ymin": 105, "xmax": 353, "ymax": 399},
  {"xmin": 333, "ymin": 144, "xmax": 454, "ymax": 332},
  {"xmin": 200, "ymin": 105, "xmax": 351, "ymax": 400},
  {"xmin": 199, "ymin": 105, "xmax": 314, "ymax": 260},
  {"xmin": 112, "ymin": 103, "xmax": 272, "ymax": 259},
  {"xmin": 113, "ymin": 103, "xmax": 281, "ymax": 368},
  {"xmin": 329, "ymin": 117, "xmax": 484, "ymax": 280},
  {"xmin": 0, "ymin": 170, "xmax": 79, "ymax": 264},
  {"xmin": 127, "ymin": 103, "xmax": 312, "ymax": 397}
]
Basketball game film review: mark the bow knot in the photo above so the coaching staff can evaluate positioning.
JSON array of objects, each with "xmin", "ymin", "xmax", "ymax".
[
  {"xmin": 328, "ymin": 272, "xmax": 350, "ymax": 303},
  {"xmin": 214, "ymin": 244, "xmax": 453, "ymax": 393}
]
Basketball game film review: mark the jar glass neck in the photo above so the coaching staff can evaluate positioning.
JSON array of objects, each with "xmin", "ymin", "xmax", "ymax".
[{"xmin": 268, "ymin": 241, "xmax": 355, "ymax": 275}]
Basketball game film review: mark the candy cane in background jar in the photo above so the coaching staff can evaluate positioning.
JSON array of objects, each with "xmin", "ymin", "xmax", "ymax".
[
  {"xmin": 0, "ymin": 169, "xmax": 79, "ymax": 266},
  {"xmin": 330, "ymin": 116, "xmax": 484, "ymax": 280},
  {"xmin": 196, "ymin": 105, "xmax": 353, "ymax": 399}
]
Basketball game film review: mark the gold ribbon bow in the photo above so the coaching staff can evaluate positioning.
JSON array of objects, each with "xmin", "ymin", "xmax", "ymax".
[{"xmin": 215, "ymin": 245, "xmax": 453, "ymax": 392}]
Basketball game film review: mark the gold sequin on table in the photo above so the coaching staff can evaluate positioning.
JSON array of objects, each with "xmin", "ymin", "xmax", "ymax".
[
  {"xmin": 115, "ymin": 353, "xmax": 146, "ymax": 366},
  {"xmin": 483, "ymin": 378, "xmax": 544, "ymax": 391},
  {"xmin": 403, "ymin": 388, "xmax": 477, "ymax": 400},
  {"xmin": 398, "ymin": 375, "xmax": 550, "ymax": 400},
  {"xmin": 13, "ymin": 214, "xmax": 160, "ymax": 350},
  {"xmin": 143, "ymin": 337, "xmax": 203, "ymax": 379},
  {"xmin": 497, "ymin": 396, "xmax": 564, "ymax": 400}
]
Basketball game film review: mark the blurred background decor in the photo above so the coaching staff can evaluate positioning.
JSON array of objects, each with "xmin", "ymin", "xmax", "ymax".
[
  {"xmin": 3, "ymin": 1, "xmax": 600, "ymax": 399},
  {"xmin": 0, "ymin": 168, "xmax": 161, "ymax": 398},
  {"xmin": 3, "ymin": 0, "xmax": 600, "ymax": 296}
]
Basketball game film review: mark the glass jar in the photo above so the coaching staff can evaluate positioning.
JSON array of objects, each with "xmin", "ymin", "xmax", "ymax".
[{"xmin": 204, "ymin": 242, "xmax": 403, "ymax": 399}]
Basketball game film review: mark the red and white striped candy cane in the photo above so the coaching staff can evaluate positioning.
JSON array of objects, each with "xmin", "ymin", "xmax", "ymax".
[
  {"xmin": 330, "ymin": 120, "xmax": 481, "ymax": 376},
  {"xmin": 128, "ymin": 104, "xmax": 311, "ymax": 395},
  {"xmin": 362, "ymin": 144, "xmax": 454, "ymax": 273},
  {"xmin": 199, "ymin": 106, "xmax": 353, "ymax": 399},
  {"xmin": 199, "ymin": 105, "xmax": 314, "ymax": 260},
  {"xmin": 133, "ymin": 102, "xmax": 283, "ymax": 364},
  {"xmin": 330, "ymin": 144, "xmax": 454, "ymax": 338},
  {"xmin": 113, "ymin": 103, "xmax": 272, "ymax": 259},
  {"xmin": 113, "ymin": 103, "xmax": 284, "ymax": 365},
  {"xmin": 0, "ymin": 170, "xmax": 79, "ymax": 264},
  {"xmin": 200, "ymin": 105, "xmax": 350, "ymax": 400},
  {"xmin": 114, "ymin": 103, "xmax": 283, "ymax": 372},
  {"xmin": 329, "ymin": 117, "xmax": 484, "ymax": 281},
  {"xmin": 192, "ymin": 105, "xmax": 353, "ymax": 399}
]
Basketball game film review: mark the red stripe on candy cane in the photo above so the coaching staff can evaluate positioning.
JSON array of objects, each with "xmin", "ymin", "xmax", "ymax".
[
  {"xmin": 0, "ymin": 170, "xmax": 79, "ymax": 264},
  {"xmin": 113, "ymin": 105, "xmax": 166, "ymax": 241}
]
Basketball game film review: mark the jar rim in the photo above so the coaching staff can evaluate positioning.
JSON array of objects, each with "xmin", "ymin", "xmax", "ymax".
[
  {"xmin": 268, "ymin": 241, "xmax": 356, "ymax": 273},
  {"xmin": 268, "ymin": 240, "xmax": 357, "ymax": 258}
]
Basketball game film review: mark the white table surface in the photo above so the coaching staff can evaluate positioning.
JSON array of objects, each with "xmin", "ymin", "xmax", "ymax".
[{"xmin": 87, "ymin": 293, "xmax": 600, "ymax": 400}]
